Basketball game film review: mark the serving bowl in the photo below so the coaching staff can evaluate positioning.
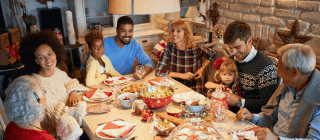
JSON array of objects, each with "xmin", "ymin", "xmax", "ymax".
[
  {"xmin": 118, "ymin": 93, "xmax": 137, "ymax": 108},
  {"xmin": 166, "ymin": 106, "xmax": 183, "ymax": 118},
  {"xmin": 138, "ymin": 85, "xmax": 174, "ymax": 109},
  {"xmin": 186, "ymin": 99, "xmax": 205, "ymax": 113}
]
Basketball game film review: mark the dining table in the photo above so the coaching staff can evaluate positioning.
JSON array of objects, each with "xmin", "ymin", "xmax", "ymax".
[{"xmin": 80, "ymin": 70, "xmax": 257, "ymax": 140}]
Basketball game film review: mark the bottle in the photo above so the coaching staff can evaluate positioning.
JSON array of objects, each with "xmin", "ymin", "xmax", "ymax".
[{"xmin": 53, "ymin": 28, "xmax": 64, "ymax": 45}]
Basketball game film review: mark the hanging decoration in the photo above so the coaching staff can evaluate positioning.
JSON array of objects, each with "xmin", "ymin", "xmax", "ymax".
[{"xmin": 276, "ymin": 20, "xmax": 313, "ymax": 45}]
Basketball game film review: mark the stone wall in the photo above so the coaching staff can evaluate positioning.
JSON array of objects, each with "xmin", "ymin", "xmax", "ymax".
[{"xmin": 212, "ymin": 0, "xmax": 320, "ymax": 64}]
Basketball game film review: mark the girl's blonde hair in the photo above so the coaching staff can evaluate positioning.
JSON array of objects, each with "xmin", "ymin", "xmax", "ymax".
[
  {"xmin": 214, "ymin": 57, "xmax": 239, "ymax": 82},
  {"xmin": 167, "ymin": 19, "xmax": 196, "ymax": 49}
]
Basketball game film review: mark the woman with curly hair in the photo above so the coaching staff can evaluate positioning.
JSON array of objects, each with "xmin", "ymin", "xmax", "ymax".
[
  {"xmin": 155, "ymin": 19, "xmax": 216, "ymax": 94},
  {"xmin": 18, "ymin": 30, "xmax": 110, "ymax": 136},
  {"xmin": 4, "ymin": 75, "xmax": 55, "ymax": 139},
  {"xmin": 84, "ymin": 30, "xmax": 121, "ymax": 87}
]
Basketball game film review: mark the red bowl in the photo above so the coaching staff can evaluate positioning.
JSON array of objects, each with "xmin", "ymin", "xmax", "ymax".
[
  {"xmin": 166, "ymin": 106, "xmax": 183, "ymax": 118},
  {"xmin": 139, "ymin": 85, "xmax": 174, "ymax": 109}
]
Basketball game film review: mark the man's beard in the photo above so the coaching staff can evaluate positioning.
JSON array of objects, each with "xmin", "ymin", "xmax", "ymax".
[{"xmin": 119, "ymin": 36, "xmax": 132, "ymax": 45}]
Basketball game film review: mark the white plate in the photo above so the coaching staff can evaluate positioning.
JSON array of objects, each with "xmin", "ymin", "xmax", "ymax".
[
  {"xmin": 172, "ymin": 91, "xmax": 206, "ymax": 103},
  {"xmin": 148, "ymin": 79, "xmax": 175, "ymax": 87},
  {"xmin": 104, "ymin": 76, "xmax": 132, "ymax": 86},
  {"xmin": 83, "ymin": 90, "xmax": 113, "ymax": 103},
  {"xmin": 96, "ymin": 121, "xmax": 135, "ymax": 139}
]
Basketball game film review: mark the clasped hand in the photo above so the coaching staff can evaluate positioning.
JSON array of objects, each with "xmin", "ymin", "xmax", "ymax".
[{"xmin": 180, "ymin": 68, "xmax": 204, "ymax": 81}]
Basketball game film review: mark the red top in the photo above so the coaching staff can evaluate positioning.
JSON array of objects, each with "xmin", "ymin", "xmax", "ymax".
[{"xmin": 4, "ymin": 122, "xmax": 55, "ymax": 140}]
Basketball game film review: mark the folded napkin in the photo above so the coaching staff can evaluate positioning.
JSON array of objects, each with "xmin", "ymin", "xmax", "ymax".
[
  {"xmin": 148, "ymin": 77, "xmax": 163, "ymax": 85},
  {"xmin": 233, "ymin": 127, "xmax": 260, "ymax": 140},
  {"xmin": 84, "ymin": 89, "xmax": 112, "ymax": 100},
  {"xmin": 98, "ymin": 122, "xmax": 136, "ymax": 138},
  {"xmin": 105, "ymin": 77, "xmax": 128, "ymax": 84}
]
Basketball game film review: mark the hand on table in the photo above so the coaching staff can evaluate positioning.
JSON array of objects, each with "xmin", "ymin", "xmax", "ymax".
[
  {"xmin": 66, "ymin": 91, "xmax": 79, "ymax": 107},
  {"xmin": 87, "ymin": 103, "xmax": 110, "ymax": 114},
  {"xmin": 254, "ymin": 128, "xmax": 279, "ymax": 140},
  {"xmin": 236, "ymin": 108, "xmax": 254, "ymax": 122},
  {"xmin": 180, "ymin": 72, "xmax": 195, "ymax": 80},
  {"xmin": 225, "ymin": 91, "xmax": 239, "ymax": 106}
]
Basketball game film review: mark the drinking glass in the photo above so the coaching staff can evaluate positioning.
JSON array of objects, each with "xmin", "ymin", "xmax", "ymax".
[
  {"xmin": 147, "ymin": 115, "xmax": 160, "ymax": 140},
  {"xmin": 214, "ymin": 102, "xmax": 227, "ymax": 131},
  {"xmin": 112, "ymin": 81, "xmax": 121, "ymax": 106},
  {"xmin": 136, "ymin": 65, "xmax": 145, "ymax": 84},
  {"xmin": 160, "ymin": 73, "xmax": 169, "ymax": 86}
]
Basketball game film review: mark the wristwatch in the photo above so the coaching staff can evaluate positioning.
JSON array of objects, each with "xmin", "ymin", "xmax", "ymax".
[{"xmin": 236, "ymin": 97, "xmax": 242, "ymax": 108}]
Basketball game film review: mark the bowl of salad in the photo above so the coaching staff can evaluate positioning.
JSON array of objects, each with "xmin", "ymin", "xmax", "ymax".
[{"xmin": 138, "ymin": 85, "xmax": 174, "ymax": 109}]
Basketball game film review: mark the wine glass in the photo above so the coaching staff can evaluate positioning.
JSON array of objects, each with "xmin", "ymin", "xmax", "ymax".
[
  {"xmin": 214, "ymin": 102, "xmax": 227, "ymax": 131},
  {"xmin": 136, "ymin": 65, "xmax": 145, "ymax": 84},
  {"xmin": 147, "ymin": 116, "xmax": 160, "ymax": 140},
  {"xmin": 112, "ymin": 81, "xmax": 121, "ymax": 106}
]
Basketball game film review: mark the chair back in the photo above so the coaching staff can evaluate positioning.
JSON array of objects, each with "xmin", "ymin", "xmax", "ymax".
[{"xmin": 0, "ymin": 99, "xmax": 8, "ymax": 140}]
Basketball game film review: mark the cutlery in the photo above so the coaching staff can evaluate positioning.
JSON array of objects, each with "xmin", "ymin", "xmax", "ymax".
[
  {"xmin": 98, "ymin": 118, "xmax": 125, "ymax": 126},
  {"xmin": 106, "ymin": 100, "xmax": 114, "ymax": 104}
]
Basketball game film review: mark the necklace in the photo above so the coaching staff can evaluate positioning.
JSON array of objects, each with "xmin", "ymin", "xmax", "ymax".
[{"xmin": 29, "ymin": 124, "xmax": 43, "ymax": 131}]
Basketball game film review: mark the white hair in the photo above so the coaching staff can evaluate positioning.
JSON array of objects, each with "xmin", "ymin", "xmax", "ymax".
[
  {"xmin": 4, "ymin": 75, "xmax": 45, "ymax": 126},
  {"xmin": 277, "ymin": 43, "xmax": 316, "ymax": 75}
]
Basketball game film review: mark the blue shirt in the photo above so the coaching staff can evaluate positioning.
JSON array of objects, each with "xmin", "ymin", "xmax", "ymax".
[
  {"xmin": 252, "ymin": 86, "xmax": 320, "ymax": 140},
  {"xmin": 80, "ymin": 37, "xmax": 154, "ymax": 75}
]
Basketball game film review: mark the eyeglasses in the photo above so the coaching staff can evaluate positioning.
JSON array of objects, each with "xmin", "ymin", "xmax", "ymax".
[{"xmin": 33, "ymin": 92, "xmax": 40, "ymax": 102}]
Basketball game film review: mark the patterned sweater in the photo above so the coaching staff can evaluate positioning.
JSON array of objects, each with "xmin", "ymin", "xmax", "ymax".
[{"xmin": 235, "ymin": 52, "xmax": 278, "ymax": 113}]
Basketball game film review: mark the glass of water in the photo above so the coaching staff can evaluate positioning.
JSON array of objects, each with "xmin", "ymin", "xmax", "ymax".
[{"xmin": 136, "ymin": 65, "xmax": 145, "ymax": 84}]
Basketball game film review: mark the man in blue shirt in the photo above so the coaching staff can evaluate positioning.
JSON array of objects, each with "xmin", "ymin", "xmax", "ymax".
[
  {"xmin": 236, "ymin": 44, "xmax": 320, "ymax": 140},
  {"xmin": 81, "ymin": 16, "xmax": 154, "ymax": 78}
]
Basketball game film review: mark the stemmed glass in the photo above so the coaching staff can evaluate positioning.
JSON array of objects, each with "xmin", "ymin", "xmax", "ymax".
[
  {"xmin": 147, "ymin": 115, "xmax": 160, "ymax": 140},
  {"xmin": 112, "ymin": 81, "xmax": 121, "ymax": 106},
  {"xmin": 214, "ymin": 102, "xmax": 227, "ymax": 131},
  {"xmin": 136, "ymin": 65, "xmax": 145, "ymax": 85}
]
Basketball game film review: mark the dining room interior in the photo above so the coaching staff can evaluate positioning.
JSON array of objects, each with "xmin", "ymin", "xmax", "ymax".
[{"xmin": 1, "ymin": 0, "xmax": 320, "ymax": 139}]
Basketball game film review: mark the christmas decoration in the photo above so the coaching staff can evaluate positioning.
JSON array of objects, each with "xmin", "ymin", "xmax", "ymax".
[{"xmin": 277, "ymin": 20, "xmax": 313, "ymax": 45}]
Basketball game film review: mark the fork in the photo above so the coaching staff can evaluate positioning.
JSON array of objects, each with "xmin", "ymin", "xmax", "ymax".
[{"xmin": 98, "ymin": 118, "xmax": 125, "ymax": 126}]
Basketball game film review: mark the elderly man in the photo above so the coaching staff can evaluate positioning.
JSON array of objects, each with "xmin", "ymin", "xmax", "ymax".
[
  {"xmin": 81, "ymin": 16, "xmax": 154, "ymax": 79},
  {"xmin": 223, "ymin": 21, "xmax": 278, "ymax": 113},
  {"xmin": 236, "ymin": 44, "xmax": 320, "ymax": 140}
]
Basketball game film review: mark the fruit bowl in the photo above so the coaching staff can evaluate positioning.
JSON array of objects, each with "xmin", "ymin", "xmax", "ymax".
[
  {"xmin": 139, "ymin": 85, "xmax": 174, "ymax": 109},
  {"xmin": 118, "ymin": 93, "xmax": 137, "ymax": 108}
]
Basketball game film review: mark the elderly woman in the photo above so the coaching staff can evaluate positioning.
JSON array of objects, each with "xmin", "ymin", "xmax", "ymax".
[
  {"xmin": 156, "ymin": 19, "xmax": 216, "ymax": 94},
  {"xmin": 4, "ymin": 75, "xmax": 55, "ymax": 139},
  {"xmin": 18, "ymin": 30, "xmax": 110, "ymax": 135}
]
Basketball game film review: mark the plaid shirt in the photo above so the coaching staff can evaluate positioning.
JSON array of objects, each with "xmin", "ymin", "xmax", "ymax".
[
  {"xmin": 213, "ymin": 80, "xmax": 243, "ymax": 97},
  {"xmin": 156, "ymin": 43, "xmax": 216, "ymax": 94}
]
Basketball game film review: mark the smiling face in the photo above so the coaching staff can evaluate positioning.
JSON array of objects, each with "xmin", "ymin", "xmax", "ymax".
[
  {"xmin": 116, "ymin": 24, "xmax": 133, "ymax": 45},
  {"xmin": 227, "ymin": 38, "xmax": 252, "ymax": 61},
  {"xmin": 219, "ymin": 71, "xmax": 235, "ymax": 85},
  {"xmin": 90, "ymin": 39, "xmax": 104, "ymax": 59},
  {"xmin": 171, "ymin": 27, "xmax": 185, "ymax": 47},
  {"xmin": 34, "ymin": 44, "xmax": 57, "ymax": 73}
]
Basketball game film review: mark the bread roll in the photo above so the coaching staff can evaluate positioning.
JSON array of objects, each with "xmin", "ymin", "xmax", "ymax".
[{"xmin": 156, "ymin": 113, "xmax": 187, "ymax": 126}]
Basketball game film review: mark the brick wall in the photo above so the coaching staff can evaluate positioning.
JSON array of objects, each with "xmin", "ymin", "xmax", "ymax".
[{"xmin": 212, "ymin": 0, "xmax": 320, "ymax": 64}]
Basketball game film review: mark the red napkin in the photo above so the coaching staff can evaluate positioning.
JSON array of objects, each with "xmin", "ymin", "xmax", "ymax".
[
  {"xmin": 84, "ymin": 90, "xmax": 113, "ymax": 99},
  {"xmin": 103, "ymin": 91, "xmax": 113, "ymax": 97},
  {"xmin": 148, "ymin": 77, "xmax": 163, "ymax": 85},
  {"xmin": 97, "ymin": 122, "xmax": 135, "ymax": 138},
  {"xmin": 84, "ymin": 89, "xmax": 97, "ymax": 99},
  {"xmin": 118, "ymin": 77, "xmax": 127, "ymax": 80},
  {"xmin": 105, "ymin": 80, "xmax": 113, "ymax": 84}
]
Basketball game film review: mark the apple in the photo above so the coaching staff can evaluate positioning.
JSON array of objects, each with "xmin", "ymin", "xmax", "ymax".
[{"xmin": 141, "ymin": 110, "xmax": 153, "ymax": 121}]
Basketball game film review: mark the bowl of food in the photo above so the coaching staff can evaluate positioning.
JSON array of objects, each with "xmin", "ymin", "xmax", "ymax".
[
  {"xmin": 155, "ymin": 119, "xmax": 176, "ymax": 136},
  {"xmin": 120, "ymin": 84, "xmax": 146, "ymax": 98},
  {"xmin": 118, "ymin": 93, "xmax": 137, "ymax": 108},
  {"xmin": 186, "ymin": 98, "xmax": 205, "ymax": 113},
  {"xmin": 139, "ymin": 85, "xmax": 174, "ymax": 109},
  {"xmin": 166, "ymin": 106, "xmax": 183, "ymax": 118}
]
